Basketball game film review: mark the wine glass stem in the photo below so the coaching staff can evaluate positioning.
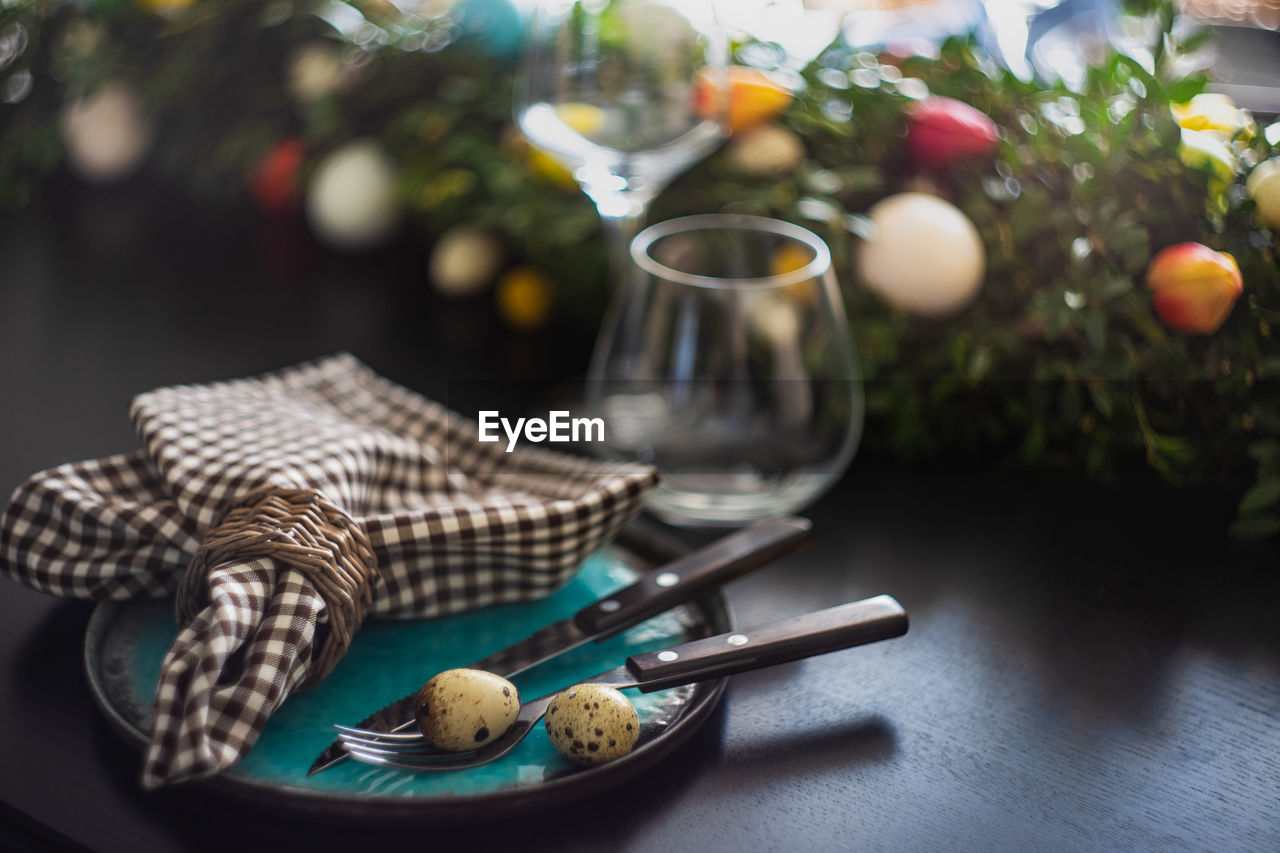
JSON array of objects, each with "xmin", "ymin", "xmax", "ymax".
[
  {"xmin": 588, "ymin": 187, "xmax": 651, "ymax": 282},
  {"xmin": 587, "ymin": 192, "xmax": 650, "ymax": 386},
  {"xmin": 602, "ymin": 209, "xmax": 643, "ymax": 281}
]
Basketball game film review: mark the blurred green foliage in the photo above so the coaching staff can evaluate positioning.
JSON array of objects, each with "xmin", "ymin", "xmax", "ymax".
[{"xmin": 1, "ymin": 0, "xmax": 1278, "ymax": 536}]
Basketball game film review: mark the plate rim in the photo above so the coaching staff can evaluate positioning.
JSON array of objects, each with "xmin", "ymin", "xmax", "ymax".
[{"xmin": 83, "ymin": 530, "xmax": 733, "ymax": 825}]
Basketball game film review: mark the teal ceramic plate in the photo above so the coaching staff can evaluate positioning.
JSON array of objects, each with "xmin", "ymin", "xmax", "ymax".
[{"xmin": 84, "ymin": 537, "xmax": 730, "ymax": 824}]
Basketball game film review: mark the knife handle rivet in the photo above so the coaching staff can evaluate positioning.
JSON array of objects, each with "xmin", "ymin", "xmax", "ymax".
[
  {"xmin": 657, "ymin": 651, "xmax": 679, "ymax": 662},
  {"xmin": 654, "ymin": 572, "xmax": 679, "ymax": 588},
  {"xmin": 599, "ymin": 599, "xmax": 621, "ymax": 613},
  {"xmin": 727, "ymin": 633, "xmax": 749, "ymax": 646}
]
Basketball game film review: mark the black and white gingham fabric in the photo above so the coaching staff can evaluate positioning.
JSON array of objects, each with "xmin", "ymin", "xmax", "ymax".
[{"xmin": 0, "ymin": 354, "xmax": 658, "ymax": 788}]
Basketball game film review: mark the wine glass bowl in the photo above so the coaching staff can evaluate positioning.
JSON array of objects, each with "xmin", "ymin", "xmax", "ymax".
[
  {"xmin": 515, "ymin": 0, "xmax": 728, "ymax": 232},
  {"xmin": 588, "ymin": 214, "xmax": 864, "ymax": 526}
]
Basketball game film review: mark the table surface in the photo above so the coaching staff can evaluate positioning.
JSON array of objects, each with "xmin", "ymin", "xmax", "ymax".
[{"xmin": 1, "ymin": 183, "xmax": 1278, "ymax": 853}]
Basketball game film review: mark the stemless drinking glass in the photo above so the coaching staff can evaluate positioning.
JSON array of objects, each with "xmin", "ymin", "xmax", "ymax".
[
  {"xmin": 587, "ymin": 214, "xmax": 863, "ymax": 526},
  {"xmin": 515, "ymin": 0, "xmax": 728, "ymax": 275}
]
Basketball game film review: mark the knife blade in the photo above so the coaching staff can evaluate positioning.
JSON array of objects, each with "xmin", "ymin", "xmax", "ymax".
[{"xmin": 306, "ymin": 515, "xmax": 812, "ymax": 775}]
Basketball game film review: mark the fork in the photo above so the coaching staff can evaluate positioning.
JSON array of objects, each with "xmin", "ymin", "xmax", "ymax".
[{"xmin": 335, "ymin": 594, "xmax": 908, "ymax": 772}]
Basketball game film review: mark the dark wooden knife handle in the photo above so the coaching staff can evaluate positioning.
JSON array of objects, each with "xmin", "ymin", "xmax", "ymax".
[
  {"xmin": 623, "ymin": 595, "xmax": 908, "ymax": 693},
  {"xmin": 573, "ymin": 516, "xmax": 812, "ymax": 638}
]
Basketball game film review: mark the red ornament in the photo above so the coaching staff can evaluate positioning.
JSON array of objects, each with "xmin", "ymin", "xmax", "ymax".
[
  {"xmin": 906, "ymin": 96, "xmax": 999, "ymax": 171},
  {"xmin": 248, "ymin": 138, "xmax": 305, "ymax": 214}
]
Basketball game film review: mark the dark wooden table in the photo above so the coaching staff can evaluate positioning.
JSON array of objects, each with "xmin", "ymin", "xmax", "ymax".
[{"xmin": 1, "ymin": 183, "xmax": 1277, "ymax": 852}]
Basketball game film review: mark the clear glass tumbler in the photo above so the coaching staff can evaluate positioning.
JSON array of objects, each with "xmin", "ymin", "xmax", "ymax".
[{"xmin": 587, "ymin": 214, "xmax": 863, "ymax": 526}]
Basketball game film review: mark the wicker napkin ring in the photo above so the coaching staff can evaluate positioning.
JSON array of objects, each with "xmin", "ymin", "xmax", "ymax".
[{"xmin": 177, "ymin": 487, "xmax": 380, "ymax": 689}]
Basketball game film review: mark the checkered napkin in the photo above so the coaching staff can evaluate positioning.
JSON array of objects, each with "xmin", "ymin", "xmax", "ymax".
[{"xmin": 0, "ymin": 354, "xmax": 657, "ymax": 788}]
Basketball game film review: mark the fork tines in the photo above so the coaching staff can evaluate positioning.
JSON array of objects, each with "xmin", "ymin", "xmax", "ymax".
[{"xmin": 333, "ymin": 723, "xmax": 427, "ymax": 744}]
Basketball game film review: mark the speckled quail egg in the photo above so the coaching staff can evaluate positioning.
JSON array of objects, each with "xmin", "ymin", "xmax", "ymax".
[
  {"xmin": 544, "ymin": 683, "xmax": 639, "ymax": 766},
  {"xmin": 414, "ymin": 669, "xmax": 520, "ymax": 751}
]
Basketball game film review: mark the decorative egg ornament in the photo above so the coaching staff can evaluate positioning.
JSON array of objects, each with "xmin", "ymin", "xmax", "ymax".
[
  {"xmin": 857, "ymin": 192, "xmax": 985, "ymax": 316},
  {"xmin": 496, "ymin": 266, "xmax": 553, "ymax": 330},
  {"xmin": 305, "ymin": 140, "xmax": 401, "ymax": 250},
  {"xmin": 906, "ymin": 96, "xmax": 999, "ymax": 171},
  {"xmin": 287, "ymin": 43, "xmax": 346, "ymax": 104},
  {"xmin": 429, "ymin": 225, "xmax": 504, "ymax": 297},
  {"xmin": 59, "ymin": 80, "xmax": 153, "ymax": 183},
  {"xmin": 619, "ymin": 1, "xmax": 699, "ymax": 66},
  {"xmin": 695, "ymin": 66, "xmax": 794, "ymax": 134},
  {"xmin": 1146, "ymin": 242, "xmax": 1242, "ymax": 334},
  {"xmin": 248, "ymin": 139, "xmax": 304, "ymax": 214},
  {"xmin": 1179, "ymin": 127, "xmax": 1238, "ymax": 188},
  {"xmin": 457, "ymin": 0, "xmax": 524, "ymax": 58},
  {"xmin": 1171, "ymin": 93, "xmax": 1255, "ymax": 139},
  {"xmin": 727, "ymin": 124, "xmax": 805, "ymax": 176},
  {"xmin": 1247, "ymin": 157, "xmax": 1280, "ymax": 230}
]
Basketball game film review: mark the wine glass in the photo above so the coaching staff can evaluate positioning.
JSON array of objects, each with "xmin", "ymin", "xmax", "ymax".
[
  {"xmin": 587, "ymin": 214, "xmax": 863, "ymax": 526},
  {"xmin": 514, "ymin": 0, "xmax": 729, "ymax": 275}
]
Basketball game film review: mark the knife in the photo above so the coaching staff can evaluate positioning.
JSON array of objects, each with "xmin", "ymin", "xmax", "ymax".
[{"xmin": 306, "ymin": 515, "xmax": 812, "ymax": 775}]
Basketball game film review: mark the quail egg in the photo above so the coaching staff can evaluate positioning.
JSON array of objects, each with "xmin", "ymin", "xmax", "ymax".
[
  {"xmin": 544, "ymin": 683, "xmax": 639, "ymax": 766},
  {"xmin": 414, "ymin": 668, "xmax": 519, "ymax": 751}
]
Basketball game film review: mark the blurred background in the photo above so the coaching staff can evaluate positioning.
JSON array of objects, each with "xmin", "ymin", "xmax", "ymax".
[{"xmin": 1, "ymin": 0, "xmax": 1279, "ymax": 533}]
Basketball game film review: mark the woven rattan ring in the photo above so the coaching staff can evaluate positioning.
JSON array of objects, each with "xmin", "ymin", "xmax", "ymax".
[{"xmin": 177, "ymin": 487, "xmax": 379, "ymax": 689}]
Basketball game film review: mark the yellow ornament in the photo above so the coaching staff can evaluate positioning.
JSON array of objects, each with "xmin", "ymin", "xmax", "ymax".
[
  {"xmin": 497, "ymin": 267, "xmax": 554, "ymax": 330},
  {"xmin": 694, "ymin": 66, "xmax": 794, "ymax": 134},
  {"xmin": 502, "ymin": 127, "xmax": 577, "ymax": 189},
  {"xmin": 554, "ymin": 103, "xmax": 608, "ymax": 137},
  {"xmin": 769, "ymin": 242, "xmax": 819, "ymax": 305},
  {"xmin": 527, "ymin": 148, "xmax": 577, "ymax": 189},
  {"xmin": 1178, "ymin": 128, "xmax": 1236, "ymax": 177},
  {"xmin": 1171, "ymin": 94, "xmax": 1255, "ymax": 140},
  {"xmin": 1179, "ymin": 127, "xmax": 1238, "ymax": 196},
  {"xmin": 1247, "ymin": 158, "xmax": 1280, "ymax": 230},
  {"xmin": 770, "ymin": 242, "xmax": 810, "ymax": 277}
]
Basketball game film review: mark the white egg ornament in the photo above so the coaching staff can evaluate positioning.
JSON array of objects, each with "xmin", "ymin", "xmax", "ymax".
[
  {"xmin": 727, "ymin": 124, "xmax": 805, "ymax": 176},
  {"xmin": 429, "ymin": 225, "xmax": 505, "ymax": 297},
  {"xmin": 305, "ymin": 140, "xmax": 401, "ymax": 251},
  {"xmin": 414, "ymin": 668, "xmax": 520, "ymax": 751},
  {"xmin": 545, "ymin": 683, "xmax": 639, "ymax": 766},
  {"xmin": 1247, "ymin": 157, "xmax": 1280, "ymax": 231},
  {"xmin": 287, "ymin": 43, "xmax": 346, "ymax": 104},
  {"xmin": 59, "ymin": 80, "xmax": 153, "ymax": 183},
  {"xmin": 856, "ymin": 192, "xmax": 985, "ymax": 317}
]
